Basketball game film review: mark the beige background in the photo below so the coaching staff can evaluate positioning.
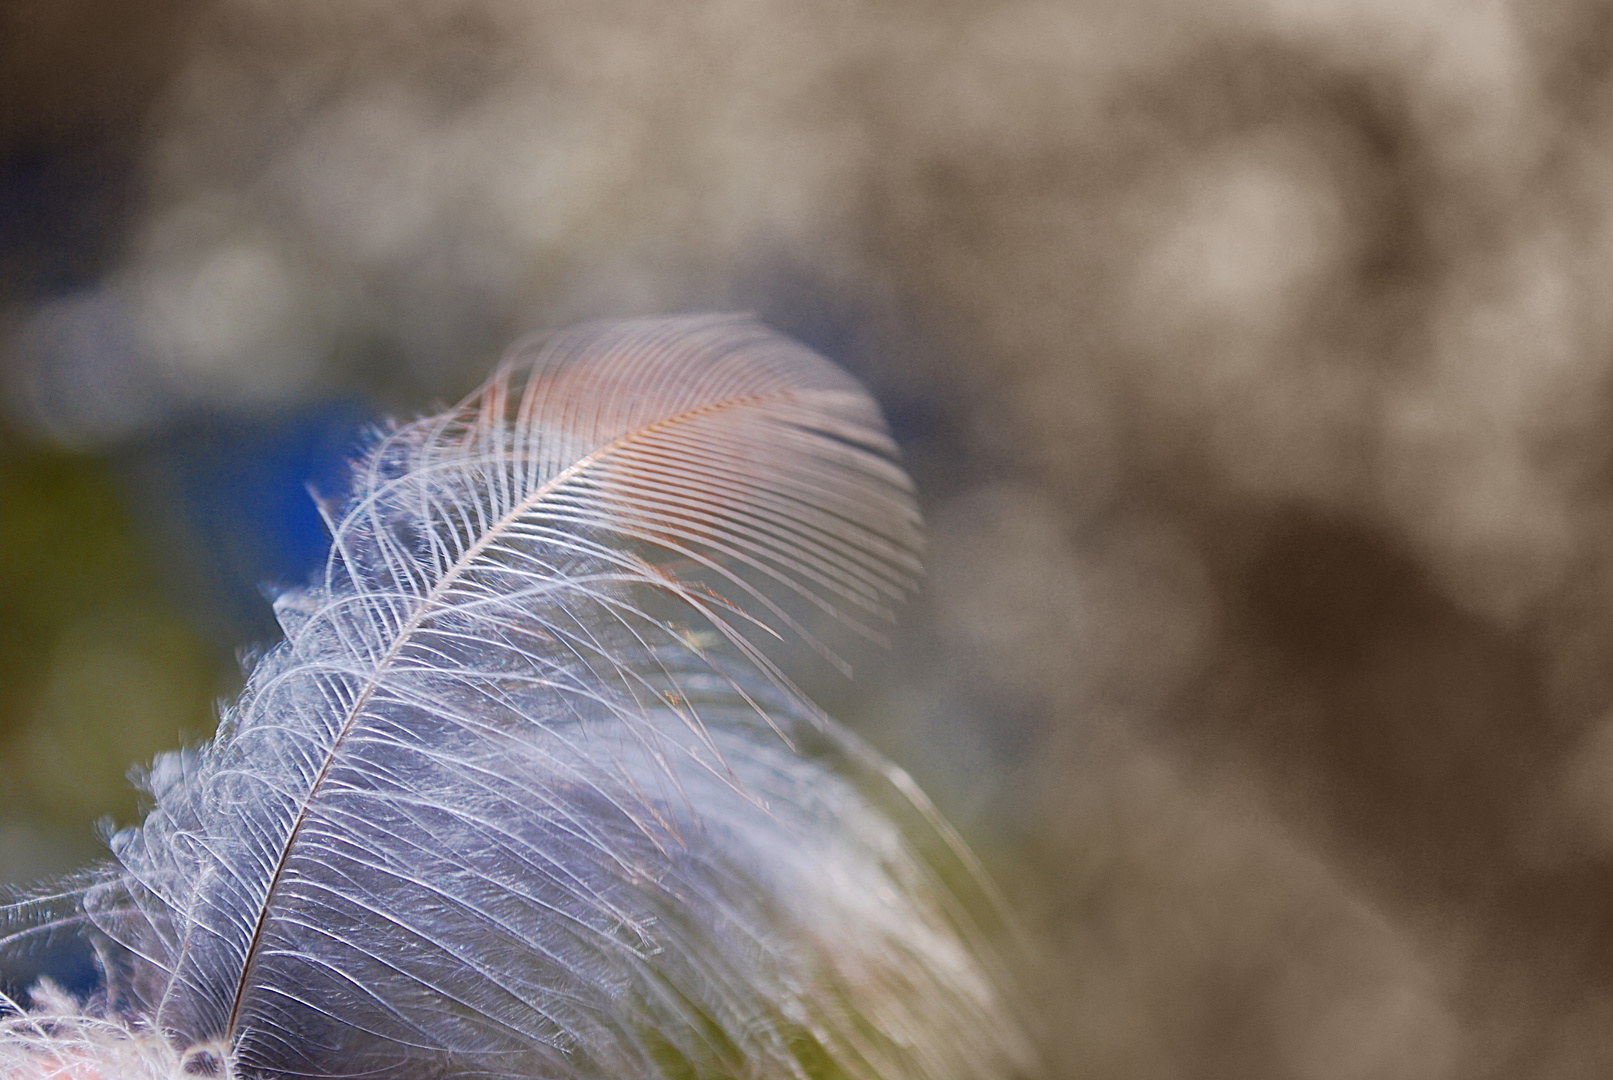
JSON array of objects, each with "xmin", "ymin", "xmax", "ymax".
[{"xmin": 4, "ymin": 1, "xmax": 1613, "ymax": 1076}]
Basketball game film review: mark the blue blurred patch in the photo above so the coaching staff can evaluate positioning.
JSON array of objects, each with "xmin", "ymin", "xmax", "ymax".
[
  {"xmin": 119, "ymin": 401, "xmax": 374, "ymax": 650},
  {"xmin": 0, "ymin": 929, "xmax": 99, "ymax": 1005}
]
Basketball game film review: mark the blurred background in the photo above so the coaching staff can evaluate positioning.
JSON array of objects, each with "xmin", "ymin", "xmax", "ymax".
[{"xmin": 5, "ymin": 0, "xmax": 1613, "ymax": 1075}]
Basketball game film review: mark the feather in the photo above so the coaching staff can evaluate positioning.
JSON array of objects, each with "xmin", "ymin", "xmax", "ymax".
[{"xmin": 0, "ymin": 314, "xmax": 1035, "ymax": 1080}]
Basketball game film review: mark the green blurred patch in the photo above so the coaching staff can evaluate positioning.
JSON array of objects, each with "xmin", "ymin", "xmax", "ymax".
[{"xmin": 0, "ymin": 435, "xmax": 219, "ymax": 834}]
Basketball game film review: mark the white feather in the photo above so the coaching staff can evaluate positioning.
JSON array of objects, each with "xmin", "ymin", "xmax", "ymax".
[{"xmin": 1, "ymin": 314, "xmax": 1034, "ymax": 1080}]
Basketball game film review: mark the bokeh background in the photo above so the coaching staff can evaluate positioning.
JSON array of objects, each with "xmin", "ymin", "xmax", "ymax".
[{"xmin": 6, "ymin": 0, "xmax": 1613, "ymax": 1075}]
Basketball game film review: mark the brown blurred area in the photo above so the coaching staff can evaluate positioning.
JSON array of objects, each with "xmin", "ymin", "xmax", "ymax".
[{"xmin": 6, "ymin": 0, "xmax": 1613, "ymax": 1076}]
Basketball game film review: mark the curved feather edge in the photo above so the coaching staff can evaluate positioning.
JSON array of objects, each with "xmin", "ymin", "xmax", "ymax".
[{"xmin": 0, "ymin": 314, "xmax": 1038, "ymax": 1080}]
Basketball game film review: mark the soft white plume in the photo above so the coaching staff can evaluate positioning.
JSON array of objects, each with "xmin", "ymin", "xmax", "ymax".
[{"xmin": 0, "ymin": 315, "xmax": 1033, "ymax": 1080}]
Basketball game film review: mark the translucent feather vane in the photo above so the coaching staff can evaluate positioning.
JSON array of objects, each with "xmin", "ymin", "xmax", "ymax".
[{"xmin": 0, "ymin": 314, "xmax": 1035, "ymax": 1080}]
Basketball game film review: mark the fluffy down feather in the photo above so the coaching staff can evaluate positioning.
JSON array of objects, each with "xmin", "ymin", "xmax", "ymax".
[{"xmin": 1, "ymin": 314, "xmax": 1034, "ymax": 1080}]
